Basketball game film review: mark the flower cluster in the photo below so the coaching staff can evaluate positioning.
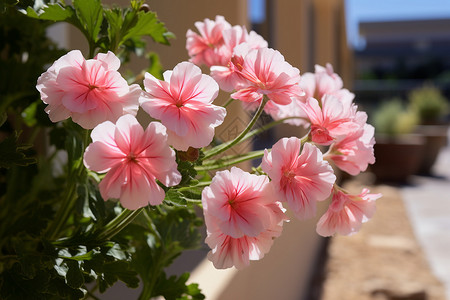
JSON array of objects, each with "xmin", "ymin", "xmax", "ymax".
[
  {"xmin": 37, "ymin": 15, "xmax": 380, "ymax": 271},
  {"xmin": 186, "ymin": 16, "xmax": 380, "ymax": 269}
]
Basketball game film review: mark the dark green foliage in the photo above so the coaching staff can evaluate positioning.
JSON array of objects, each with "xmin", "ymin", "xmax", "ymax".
[
  {"xmin": 153, "ymin": 272, "xmax": 205, "ymax": 300},
  {"xmin": 0, "ymin": 1, "xmax": 204, "ymax": 299},
  {"xmin": 0, "ymin": 5, "xmax": 65, "ymax": 116},
  {"xmin": 127, "ymin": 206, "xmax": 204, "ymax": 300},
  {"xmin": 0, "ymin": 131, "xmax": 36, "ymax": 168},
  {"xmin": 24, "ymin": 0, "xmax": 172, "ymax": 58}
]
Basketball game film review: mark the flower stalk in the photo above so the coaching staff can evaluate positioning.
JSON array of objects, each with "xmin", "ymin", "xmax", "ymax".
[
  {"xmin": 46, "ymin": 129, "xmax": 90, "ymax": 240},
  {"xmin": 97, "ymin": 208, "xmax": 144, "ymax": 240},
  {"xmin": 197, "ymin": 150, "xmax": 265, "ymax": 171},
  {"xmin": 203, "ymin": 95, "xmax": 269, "ymax": 160}
]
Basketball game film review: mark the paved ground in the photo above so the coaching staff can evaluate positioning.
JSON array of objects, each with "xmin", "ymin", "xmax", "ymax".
[
  {"xmin": 321, "ymin": 131, "xmax": 450, "ymax": 300},
  {"xmin": 402, "ymin": 144, "xmax": 450, "ymax": 300},
  {"xmin": 321, "ymin": 180, "xmax": 447, "ymax": 300}
]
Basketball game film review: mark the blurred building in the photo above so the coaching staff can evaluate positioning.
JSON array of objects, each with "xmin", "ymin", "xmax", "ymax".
[{"xmin": 353, "ymin": 18, "xmax": 450, "ymax": 106}]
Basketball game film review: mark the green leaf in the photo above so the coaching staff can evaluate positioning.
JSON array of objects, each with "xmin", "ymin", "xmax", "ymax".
[
  {"xmin": 0, "ymin": 112, "xmax": 7, "ymax": 127},
  {"xmin": 24, "ymin": 7, "xmax": 39, "ymax": 18},
  {"xmin": 0, "ymin": 131, "xmax": 36, "ymax": 169},
  {"xmin": 164, "ymin": 187, "xmax": 203, "ymax": 207},
  {"xmin": 164, "ymin": 189, "xmax": 187, "ymax": 207},
  {"xmin": 25, "ymin": 4, "xmax": 75, "ymax": 22},
  {"xmin": 122, "ymin": 11, "xmax": 171, "ymax": 45},
  {"xmin": 184, "ymin": 282, "xmax": 205, "ymax": 300},
  {"xmin": 0, "ymin": 268, "xmax": 52, "ymax": 300},
  {"xmin": 60, "ymin": 250, "xmax": 95, "ymax": 262},
  {"xmin": 82, "ymin": 252, "xmax": 105, "ymax": 274},
  {"xmin": 106, "ymin": 244, "xmax": 127, "ymax": 261},
  {"xmin": 65, "ymin": 260, "xmax": 85, "ymax": 289},
  {"xmin": 153, "ymin": 272, "xmax": 205, "ymax": 300},
  {"xmin": 180, "ymin": 187, "xmax": 203, "ymax": 202},
  {"xmin": 103, "ymin": 8, "xmax": 124, "ymax": 52},
  {"xmin": 73, "ymin": 0, "xmax": 104, "ymax": 43},
  {"xmin": 130, "ymin": 0, "xmax": 145, "ymax": 10},
  {"xmin": 176, "ymin": 160, "xmax": 198, "ymax": 186},
  {"xmin": 18, "ymin": 254, "xmax": 39, "ymax": 279},
  {"xmin": 22, "ymin": 101, "xmax": 38, "ymax": 127},
  {"xmin": 81, "ymin": 248, "xmax": 139, "ymax": 294},
  {"xmin": 146, "ymin": 51, "xmax": 164, "ymax": 79},
  {"xmin": 37, "ymin": 4, "xmax": 74, "ymax": 21},
  {"xmin": 102, "ymin": 260, "xmax": 140, "ymax": 290},
  {"xmin": 0, "ymin": 0, "xmax": 18, "ymax": 13},
  {"xmin": 87, "ymin": 180, "xmax": 106, "ymax": 222},
  {"xmin": 46, "ymin": 277, "xmax": 85, "ymax": 299},
  {"xmin": 63, "ymin": 122, "xmax": 87, "ymax": 174}
]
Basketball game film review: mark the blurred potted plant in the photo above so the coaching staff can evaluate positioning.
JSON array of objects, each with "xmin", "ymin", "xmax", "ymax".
[
  {"xmin": 370, "ymin": 98, "xmax": 425, "ymax": 183},
  {"xmin": 408, "ymin": 85, "xmax": 449, "ymax": 174}
]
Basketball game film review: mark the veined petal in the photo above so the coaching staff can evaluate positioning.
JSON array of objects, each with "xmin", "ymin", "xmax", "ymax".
[
  {"xmin": 113, "ymin": 114, "xmax": 145, "ymax": 154},
  {"xmin": 37, "ymin": 50, "xmax": 137, "ymax": 128},
  {"xmin": 83, "ymin": 141, "xmax": 124, "ymax": 173},
  {"xmin": 120, "ymin": 164, "xmax": 165, "ymax": 209},
  {"xmin": 141, "ymin": 61, "xmax": 224, "ymax": 150},
  {"xmin": 84, "ymin": 115, "xmax": 180, "ymax": 210},
  {"xmin": 99, "ymin": 163, "xmax": 127, "ymax": 201},
  {"xmin": 95, "ymin": 51, "xmax": 121, "ymax": 71}
]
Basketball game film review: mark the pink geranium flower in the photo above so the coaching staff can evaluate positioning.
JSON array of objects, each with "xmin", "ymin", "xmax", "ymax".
[
  {"xmin": 186, "ymin": 15, "xmax": 231, "ymax": 67},
  {"xmin": 202, "ymin": 167, "xmax": 280, "ymax": 238},
  {"xmin": 262, "ymin": 138, "xmax": 336, "ymax": 219},
  {"xmin": 300, "ymin": 64, "xmax": 344, "ymax": 99},
  {"xmin": 221, "ymin": 26, "xmax": 267, "ymax": 62},
  {"xmin": 230, "ymin": 45, "xmax": 303, "ymax": 105},
  {"xmin": 316, "ymin": 187, "xmax": 381, "ymax": 236},
  {"xmin": 202, "ymin": 167, "xmax": 287, "ymax": 269},
  {"xmin": 248, "ymin": 63, "xmax": 352, "ymax": 129},
  {"xmin": 300, "ymin": 95, "xmax": 360, "ymax": 145},
  {"xmin": 204, "ymin": 201, "xmax": 286, "ymax": 269},
  {"xmin": 36, "ymin": 50, "xmax": 140, "ymax": 129},
  {"xmin": 83, "ymin": 114, "xmax": 181, "ymax": 210},
  {"xmin": 327, "ymin": 114, "xmax": 376, "ymax": 176},
  {"xmin": 140, "ymin": 62, "xmax": 226, "ymax": 151},
  {"xmin": 210, "ymin": 26, "xmax": 267, "ymax": 92}
]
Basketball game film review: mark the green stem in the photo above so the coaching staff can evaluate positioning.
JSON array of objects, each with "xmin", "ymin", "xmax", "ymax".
[
  {"xmin": 222, "ymin": 98, "xmax": 235, "ymax": 108},
  {"xmin": 204, "ymin": 96, "xmax": 269, "ymax": 160},
  {"xmin": 88, "ymin": 40, "xmax": 96, "ymax": 59},
  {"xmin": 235, "ymin": 116, "xmax": 309, "ymax": 148},
  {"xmin": 46, "ymin": 129, "xmax": 90, "ymax": 240},
  {"xmin": 26, "ymin": 126, "xmax": 41, "ymax": 145},
  {"xmin": 177, "ymin": 181, "xmax": 211, "ymax": 191},
  {"xmin": 97, "ymin": 208, "xmax": 144, "ymax": 240},
  {"xmin": 322, "ymin": 144, "xmax": 335, "ymax": 160},
  {"xmin": 197, "ymin": 150, "xmax": 265, "ymax": 171},
  {"xmin": 138, "ymin": 211, "xmax": 163, "ymax": 300},
  {"xmin": 46, "ymin": 181, "xmax": 79, "ymax": 240},
  {"xmin": 139, "ymin": 263, "xmax": 162, "ymax": 300},
  {"xmin": 300, "ymin": 131, "xmax": 311, "ymax": 144}
]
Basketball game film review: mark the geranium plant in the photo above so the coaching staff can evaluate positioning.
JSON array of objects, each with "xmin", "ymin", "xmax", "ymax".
[{"xmin": 0, "ymin": 1, "xmax": 380, "ymax": 299}]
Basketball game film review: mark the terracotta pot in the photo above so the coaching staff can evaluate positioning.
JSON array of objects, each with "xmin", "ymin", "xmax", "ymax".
[
  {"xmin": 370, "ymin": 134, "xmax": 426, "ymax": 183},
  {"xmin": 414, "ymin": 125, "xmax": 449, "ymax": 175}
]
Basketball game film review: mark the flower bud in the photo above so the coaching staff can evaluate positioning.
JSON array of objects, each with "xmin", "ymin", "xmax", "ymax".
[
  {"xmin": 139, "ymin": 4, "xmax": 150, "ymax": 12},
  {"xmin": 178, "ymin": 147, "xmax": 200, "ymax": 162}
]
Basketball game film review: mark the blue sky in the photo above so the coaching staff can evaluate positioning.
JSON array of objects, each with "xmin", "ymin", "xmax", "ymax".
[
  {"xmin": 247, "ymin": 0, "xmax": 450, "ymax": 48},
  {"xmin": 248, "ymin": 0, "xmax": 266, "ymax": 24},
  {"xmin": 346, "ymin": 0, "xmax": 450, "ymax": 47}
]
